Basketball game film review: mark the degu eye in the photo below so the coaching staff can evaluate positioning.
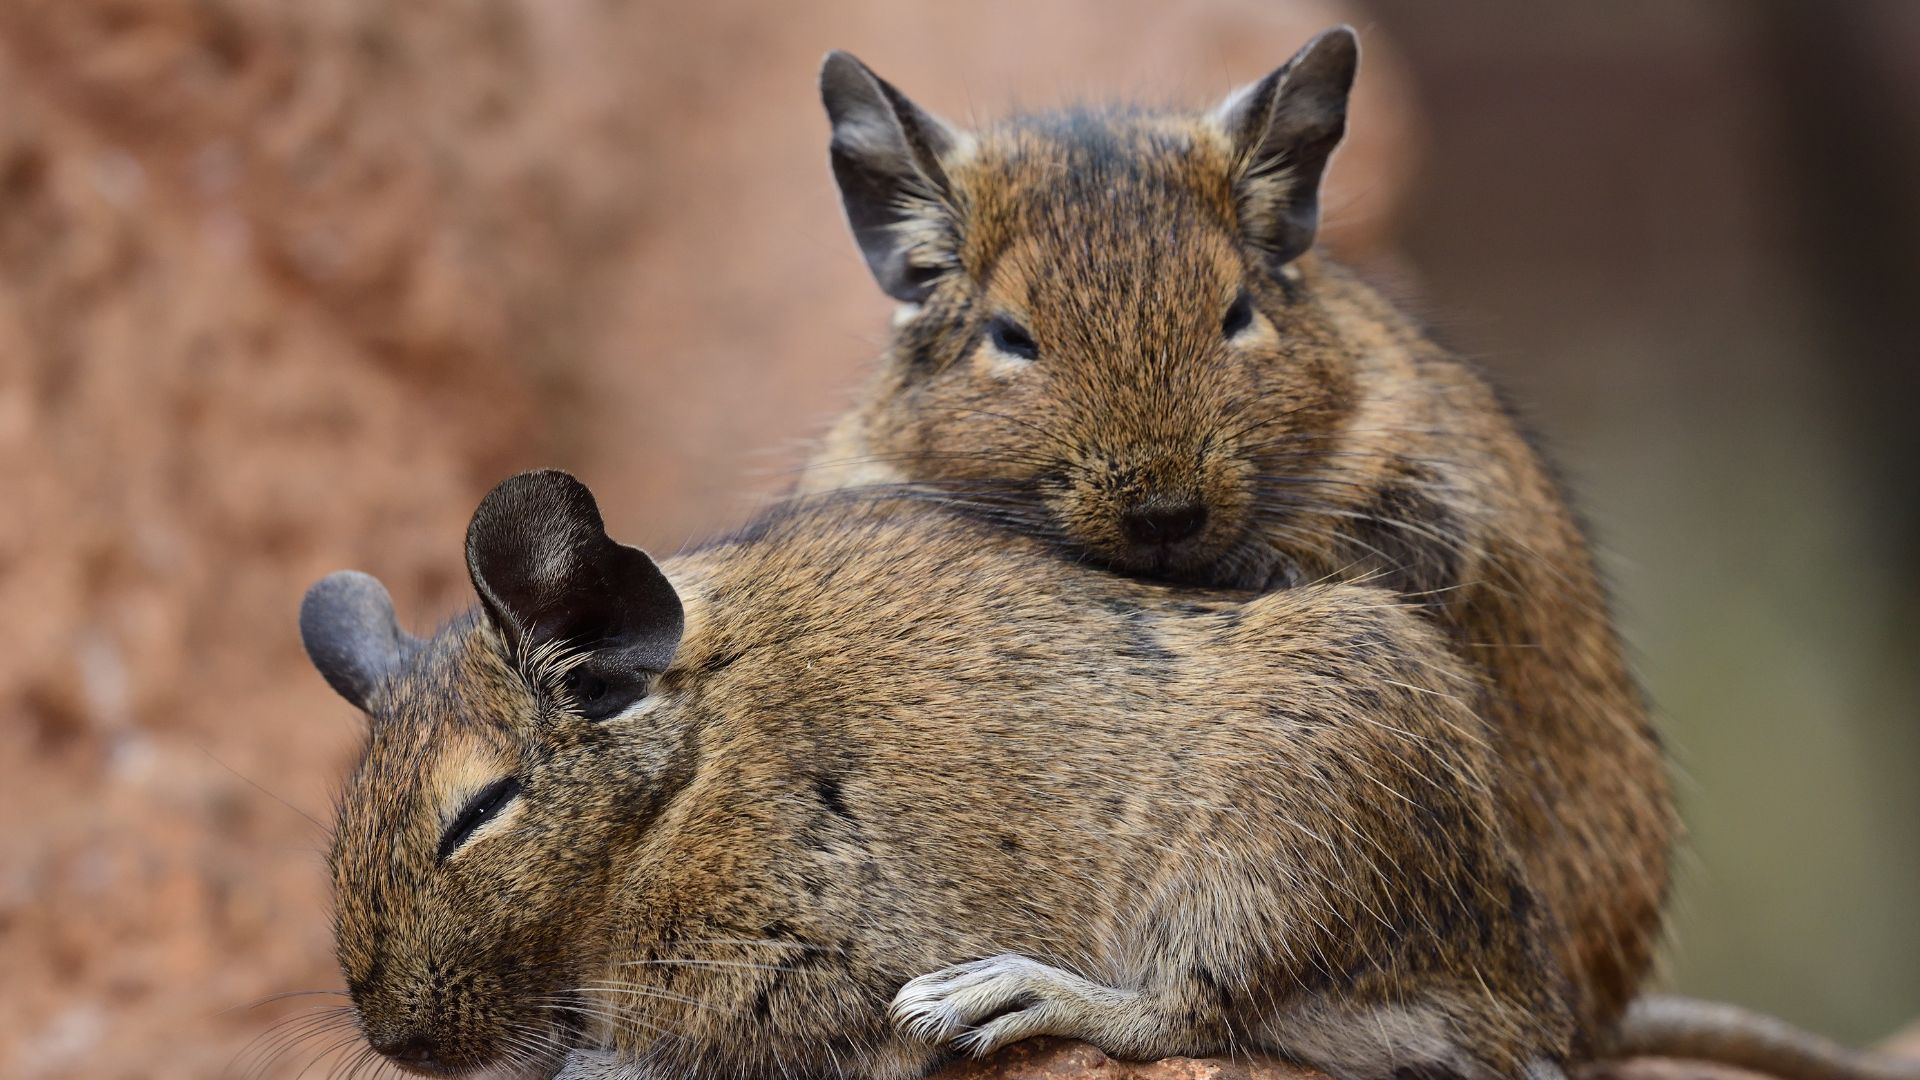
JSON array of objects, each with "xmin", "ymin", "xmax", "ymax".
[
  {"xmin": 563, "ymin": 666, "xmax": 646, "ymax": 722},
  {"xmin": 1222, "ymin": 290, "xmax": 1256, "ymax": 338},
  {"xmin": 564, "ymin": 668, "xmax": 608, "ymax": 705},
  {"xmin": 438, "ymin": 777, "xmax": 522, "ymax": 862},
  {"xmin": 987, "ymin": 315, "xmax": 1039, "ymax": 361}
]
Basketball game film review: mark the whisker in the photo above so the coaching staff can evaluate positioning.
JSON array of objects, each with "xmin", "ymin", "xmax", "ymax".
[
  {"xmin": 616, "ymin": 957, "xmax": 836, "ymax": 976},
  {"xmin": 567, "ymin": 984, "xmax": 736, "ymax": 1016},
  {"xmin": 222, "ymin": 988, "xmax": 351, "ymax": 1015}
]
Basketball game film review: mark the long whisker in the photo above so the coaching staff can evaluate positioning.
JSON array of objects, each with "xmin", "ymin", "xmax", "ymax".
[
  {"xmin": 569, "ymin": 984, "xmax": 737, "ymax": 1016},
  {"xmin": 223, "ymin": 988, "xmax": 352, "ymax": 1015},
  {"xmin": 616, "ymin": 957, "xmax": 839, "ymax": 976},
  {"xmin": 230, "ymin": 1005, "xmax": 359, "ymax": 1079},
  {"xmin": 536, "ymin": 997, "xmax": 684, "ymax": 1044}
]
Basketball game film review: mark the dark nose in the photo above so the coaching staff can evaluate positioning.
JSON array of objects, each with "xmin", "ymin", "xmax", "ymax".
[
  {"xmin": 373, "ymin": 1035, "xmax": 446, "ymax": 1073},
  {"xmin": 1121, "ymin": 502, "xmax": 1208, "ymax": 547}
]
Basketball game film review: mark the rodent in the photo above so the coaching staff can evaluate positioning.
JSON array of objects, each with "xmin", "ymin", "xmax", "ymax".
[
  {"xmin": 303, "ymin": 469, "xmax": 1576, "ymax": 1080},
  {"xmin": 803, "ymin": 29, "xmax": 1920, "ymax": 1080},
  {"xmin": 803, "ymin": 26, "xmax": 1671, "ymax": 1049}
]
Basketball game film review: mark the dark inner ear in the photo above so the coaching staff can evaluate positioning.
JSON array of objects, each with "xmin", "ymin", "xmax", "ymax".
[
  {"xmin": 820, "ymin": 50, "xmax": 961, "ymax": 303},
  {"xmin": 465, "ymin": 470, "xmax": 684, "ymax": 718},
  {"xmin": 1218, "ymin": 26, "xmax": 1359, "ymax": 272},
  {"xmin": 300, "ymin": 570, "xmax": 419, "ymax": 714}
]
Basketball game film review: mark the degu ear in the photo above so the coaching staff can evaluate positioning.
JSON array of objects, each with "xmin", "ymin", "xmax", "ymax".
[
  {"xmin": 464, "ymin": 470, "xmax": 684, "ymax": 682},
  {"xmin": 300, "ymin": 571, "xmax": 421, "ymax": 713},
  {"xmin": 1213, "ymin": 25, "xmax": 1359, "ymax": 273},
  {"xmin": 820, "ymin": 50, "xmax": 964, "ymax": 303}
]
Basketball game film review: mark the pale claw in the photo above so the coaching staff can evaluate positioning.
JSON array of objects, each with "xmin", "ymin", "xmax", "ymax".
[{"xmin": 890, "ymin": 953, "xmax": 1088, "ymax": 1057}]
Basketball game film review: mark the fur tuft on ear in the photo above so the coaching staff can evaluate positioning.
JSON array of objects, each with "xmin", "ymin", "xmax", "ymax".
[
  {"xmin": 820, "ymin": 50, "xmax": 965, "ymax": 303},
  {"xmin": 464, "ymin": 471, "xmax": 683, "ymax": 714},
  {"xmin": 1214, "ymin": 26, "xmax": 1359, "ymax": 272},
  {"xmin": 300, "ymin": 570, "xmax": 420, "ymax": 713}
]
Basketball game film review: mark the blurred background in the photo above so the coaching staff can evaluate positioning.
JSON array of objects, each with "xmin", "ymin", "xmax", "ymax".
[{"xmin": 2, "ymin": 1, "xmax": 1916, "ymax": 1076}]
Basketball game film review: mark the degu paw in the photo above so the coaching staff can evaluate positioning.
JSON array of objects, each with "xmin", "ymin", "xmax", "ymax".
[{"xmin": 889, "ymin": 953, "xmax": 1112, "ymax": 1057}]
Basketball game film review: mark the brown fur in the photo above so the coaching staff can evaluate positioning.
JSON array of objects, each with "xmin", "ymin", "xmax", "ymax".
[
  {"xmin": 320, "ymin": 483, "xmax": 1574, "ymax": 1080},
  {"xmin": 804, "ymin": 53, "xmax": 1674, "ymax": 1049}
]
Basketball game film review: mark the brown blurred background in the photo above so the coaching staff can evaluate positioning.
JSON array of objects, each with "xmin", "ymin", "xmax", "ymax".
[{"xmin": 2, "ymin": 2, "xmax": 1916, "ymax": 1077}]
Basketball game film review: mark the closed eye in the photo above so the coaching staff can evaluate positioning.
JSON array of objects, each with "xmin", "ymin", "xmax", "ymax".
[{"xmin": 438, "ymin": 777, "xmax": 522, "ymax": 862}]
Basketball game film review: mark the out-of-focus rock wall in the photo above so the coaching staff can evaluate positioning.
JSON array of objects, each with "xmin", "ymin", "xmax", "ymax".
[
  {"xmin": 0, "ymin": 3, "xmax": 1414, "ymax": 1076},
  {"xmin": 0, "ymin": 2, "xmax": 608, "ymax": 1074}
]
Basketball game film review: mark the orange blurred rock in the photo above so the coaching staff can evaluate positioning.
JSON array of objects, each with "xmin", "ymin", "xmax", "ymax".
[
  {"xmin": 931, "ymin": 1039, "xmax": 1325, "ymax": 1080},
  {"xmin": 934, "ymin": 1034, "xmax": 1920, "ymax": 1080}
]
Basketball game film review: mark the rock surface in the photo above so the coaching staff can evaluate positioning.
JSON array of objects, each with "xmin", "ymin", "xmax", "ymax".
[
  {"xmin": 932, "ymin": 1040, "xmax": 1325, "ymax": 1080},
  {"xmin": 938, "ymin": 1034, "xmax": 1920, "ymax": 1080}
]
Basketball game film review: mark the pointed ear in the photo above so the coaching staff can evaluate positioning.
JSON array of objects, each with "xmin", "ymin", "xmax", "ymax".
[
  {"xmin": 464, "ymin": 471, "xmax": 683, "ymax": 715},
  {"xmin": 301, "ymin": 571, "xmax": 421, "ymax": 713},
  {"xmin": 1214, "ymin": 26, "xmax": 1359, "ymax": 272},
  {"xmin": 820, "ymin": 50, "xmax": 964, "ymax": 303}
]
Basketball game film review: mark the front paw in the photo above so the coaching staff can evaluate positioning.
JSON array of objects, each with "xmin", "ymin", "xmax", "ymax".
[{"xmin": 889, "ymin": 954, "xmax": 1081, "ymax": 1058}]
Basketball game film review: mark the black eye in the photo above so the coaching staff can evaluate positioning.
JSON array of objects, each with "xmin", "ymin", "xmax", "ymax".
[
  {"xmin": 566, "ymin": 669, "xmax": 608, "ymax": 705},
  {"xmin": 1222, "ymin": 291, "xmax": 1255, "ymax": 338},
  {"xmin": 987, "ymin": 315, "xmax": 1039, "ymax": 361},
  {"xmin": 561, "ymin": 665, "xmax": 646, "ymax": 721},
  {"xmin": 438, "ymin": 777, "xmax": 522, "ymax": 862}
]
